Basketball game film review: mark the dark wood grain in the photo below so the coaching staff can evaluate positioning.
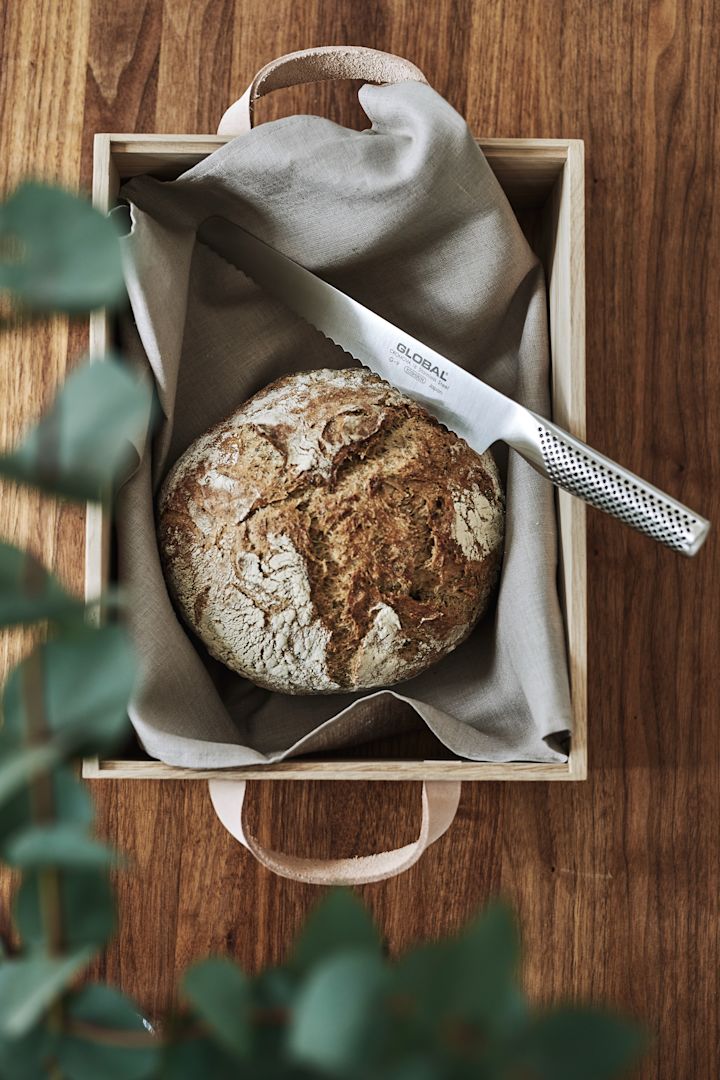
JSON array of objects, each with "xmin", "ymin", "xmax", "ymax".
[{"xmin": 1, "ymin": 2, "xmax": 719, "ymax": 1076}]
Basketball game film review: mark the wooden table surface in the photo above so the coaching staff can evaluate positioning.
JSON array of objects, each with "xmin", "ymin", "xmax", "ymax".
[{"xmin": 1, "ymin": 2, "xmax": 718, "ymax": 1076}]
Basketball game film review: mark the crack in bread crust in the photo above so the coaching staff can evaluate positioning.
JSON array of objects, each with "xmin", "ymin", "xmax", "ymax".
[{"xmin": 157, "ymin": 368, "xmax": 505, "ymax": 694}]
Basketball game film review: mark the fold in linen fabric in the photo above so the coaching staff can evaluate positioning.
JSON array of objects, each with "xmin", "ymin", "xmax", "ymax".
[{"xmin": 115, "ymin": 80, "xmax": 572, "ymax": 766}]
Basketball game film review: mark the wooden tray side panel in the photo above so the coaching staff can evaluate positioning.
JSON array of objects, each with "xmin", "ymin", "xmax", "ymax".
[
  {"xmin": 84, "ymin": 134, "xmax": 120, "ymax": 607},
  {"xmin": 82, "ymin": 758, "xmax": 573, "ymax": 781},
  {"xmin": 107, "ymin": 135, "xmax": 570, "ymax": 208},
  {"xmin": 547, "ymin": 142, "xmax": 587, "ymax": 780}
]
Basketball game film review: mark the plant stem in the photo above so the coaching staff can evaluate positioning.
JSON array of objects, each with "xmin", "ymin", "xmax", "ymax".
[
  {"xmin": 38, "ymin": 869, "xmax": 65, "ymax": 1038},
  {"xmin": 23, "ymin": 644, "xmax": 66, "ymax": 1049},
  {"xmin": 68, "ymin": 1021, "xmax": 158, "ymax": 1048},
  {"xmin": 24, "ymin": 650, "xmax": 64, "ymax": 951}
]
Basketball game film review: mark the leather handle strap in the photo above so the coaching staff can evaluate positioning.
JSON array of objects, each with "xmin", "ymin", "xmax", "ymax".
[
  {"xmin": 217, "ymin": 45, "xmax": 428, "ymax": 136},
  {"xmin": 208, "ymin": 779, "xmax": 461, "ymax": 885}
]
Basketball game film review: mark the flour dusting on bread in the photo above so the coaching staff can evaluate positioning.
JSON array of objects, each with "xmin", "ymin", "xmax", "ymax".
[{"xmin": 158, "ymin": 368, "xmax": 505, "ymax": 694}]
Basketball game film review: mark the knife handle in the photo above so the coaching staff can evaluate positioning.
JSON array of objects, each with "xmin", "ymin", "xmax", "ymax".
[{"xmin": 518, "ymin": 414, "xmax": 709, "ymax": 556}]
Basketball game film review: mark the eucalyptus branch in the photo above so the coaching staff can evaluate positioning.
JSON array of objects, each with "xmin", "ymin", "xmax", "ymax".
[
  {"xmin": 21, "ymin": 554, "xmax": 66, "ymax": 1071},
  {"xmin": 21, "ymin": 634, "xmax": 62, "ymax": 931},
  {"xmin": 65, "ymin": 1007, "xmax": 289, "ymax": 1049},
  {"xmin": 66, "ymin": 1020, "xmax": 158, "ymax": 1048}
]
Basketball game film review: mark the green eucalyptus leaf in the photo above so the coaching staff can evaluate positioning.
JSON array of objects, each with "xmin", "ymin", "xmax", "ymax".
[
  {"xmin": 182, "ymin": 958, "xmax": 250, "ymax": 1058},
  {"xmin": 0, "ymin": 744, "xmax": 63, "ymax": 806},
  {"xmin": 0, "ymin": 765, "xmax": 92, "ymax": 856},
  {"xmin": 0, "ymin": 182, "xmax": 125, "ymax": 313},
  {"xmin": 159, "ymin": 1037, "xmax": 253, "ymax": 1079},
  {"xmin": 515, "ymin": 1008, "xmax": 647, "ymax": 1080},
  {"xmin": 0, "ymin": 948, "xmax": 93, "ymax": 1037},
  {"xmin": 1, "ymin": 624, "xmax": 136, "ymax": 755},
  {"xmin": 289, "ymin": 951, "xmax": 388, "ymax": 1073},
  {"xmin": 0, "ymin": 358, "xmax": 152, "ymax": 501},
  {"xmin": 448, "ymin": 901, "xmax": 525, "ymax": 1030},
  {"xmin": 245, "ymin": 1062, "xmax": 320, "ymax": 1080},
  {"xmin": 374, "ymin": 1059, "xmax": 447, "ymax": 1080},
  {"xmin": 15, "ymin": 868, "xmax": 115, "ymax": 951},
  {"xmin": 252, "ymin": 966, "xmax": 296, "ymax": 1011},
  {"xmin": 0, "ymin": 542, "xmax": 85, "ymax": 627},
  {"xmin": 57, "ymin": 984, "xmax": 159, "ymax": 1080},
  {"xmin": 0, "ymin": 1023, "xmax": 58, "ymax": 1080},
  {"xmin": 4, "ymin": 822, "xmax": 121, "ymax": 869},
  {"xmin": 392, "ymin": 901, "xmax": 526, "ymax": 1040},
  {"xmin": 292, "ymin": 889, "xmax": 382, "ymax": 975},
  {"xmin": 249, "ymin": 967, "xmax": 297, "ymax": 1064}
]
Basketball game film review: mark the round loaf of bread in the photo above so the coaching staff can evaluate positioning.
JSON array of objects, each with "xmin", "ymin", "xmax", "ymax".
[{"xmin": 157, "ymin": 368, "xmax": 504, "ymax": 694}]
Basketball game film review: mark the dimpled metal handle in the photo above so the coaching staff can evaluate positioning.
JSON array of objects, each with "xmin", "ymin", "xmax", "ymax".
[{"xmin": 526, "ymin": 416, "xmax": 709, "ymax": 555}]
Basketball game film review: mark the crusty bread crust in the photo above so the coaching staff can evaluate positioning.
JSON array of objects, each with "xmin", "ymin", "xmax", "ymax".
[{"xmin": 157, "ymin": 368, "xmax": 504, "ymax": 694}]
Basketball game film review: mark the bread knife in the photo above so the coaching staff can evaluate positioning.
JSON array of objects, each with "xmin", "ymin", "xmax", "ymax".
[{"xmin": 197, "ymin": 217, "xmax": 709, "ymax": 556}]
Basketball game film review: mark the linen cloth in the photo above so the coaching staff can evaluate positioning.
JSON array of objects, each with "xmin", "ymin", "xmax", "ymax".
[{"xmin": 116, "ymin": 80, "xmax": 572, "ymax": 766}]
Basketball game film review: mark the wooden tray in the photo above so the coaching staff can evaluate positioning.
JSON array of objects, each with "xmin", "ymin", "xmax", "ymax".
[{"xmin": 83, "ymin": 134, "xmax": 586, "ymax": 783}]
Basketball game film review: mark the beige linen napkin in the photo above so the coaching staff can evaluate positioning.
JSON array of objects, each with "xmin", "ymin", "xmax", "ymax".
[{"xmin": 115, "ymin": 79, "xmax": 572, "ymax": 766}]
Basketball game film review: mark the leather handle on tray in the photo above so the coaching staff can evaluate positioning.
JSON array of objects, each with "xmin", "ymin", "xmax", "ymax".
[
  {"xmin": 208, "ymin": 779, "xmax": 461, "ymax": 885},
  {"xmin": 217, "ymin": 45, "xmax": 428, "ymax": 136}
]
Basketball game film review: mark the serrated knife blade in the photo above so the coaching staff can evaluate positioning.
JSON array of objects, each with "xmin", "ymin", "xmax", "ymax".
[{"xmin": 197, "ymin": 217, "xmax": 709, "ymax": 556}]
